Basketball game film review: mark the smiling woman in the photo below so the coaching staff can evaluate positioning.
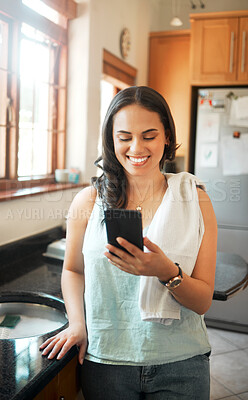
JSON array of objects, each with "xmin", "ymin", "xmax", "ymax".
[{"xmin": 39, "ymin": 86, "xmax": 217, "ymax": 400}]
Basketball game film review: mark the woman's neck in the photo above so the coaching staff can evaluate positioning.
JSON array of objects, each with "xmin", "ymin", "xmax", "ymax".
[{"xmin": 126, "ymin": 172, "xmax": 166, "ymax": 205}]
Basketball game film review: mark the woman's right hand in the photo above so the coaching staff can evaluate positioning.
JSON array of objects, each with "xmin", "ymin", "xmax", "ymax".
[{"xmin": 39, "ymin": 322, "xmax": 87, "ymax": 365}]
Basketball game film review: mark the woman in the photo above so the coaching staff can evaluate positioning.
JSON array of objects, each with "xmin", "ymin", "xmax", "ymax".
[{"xmin": 40, "ymin": 86, "xmax": 217, "ymax": 399}]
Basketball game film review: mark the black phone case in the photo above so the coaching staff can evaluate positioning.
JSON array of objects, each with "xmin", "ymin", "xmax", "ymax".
[{"xmin": 104, "ymin": 209, "xmax": 143, "ymax": 253}]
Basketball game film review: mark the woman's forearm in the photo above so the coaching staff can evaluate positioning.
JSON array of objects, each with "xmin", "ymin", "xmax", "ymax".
[
  {"xmin": 61, "ymin": 268, "xmax": 86, "ymax": 329},
  {"xmin": 168, "ymin": 272, "xmax": 213, "ymax": 315}
]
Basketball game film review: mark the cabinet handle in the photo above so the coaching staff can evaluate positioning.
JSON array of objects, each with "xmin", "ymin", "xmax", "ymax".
[
  {"xmin": 241, "ymin": 31, "xmax": 246, "ymax": 73},
  {"xmin": 229, "ymin": 31, "xmax": 235, "ymax": 73}
]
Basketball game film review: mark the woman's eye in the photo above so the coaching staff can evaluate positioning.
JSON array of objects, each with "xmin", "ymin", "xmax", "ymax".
[
  {"xmin": 119, "ymin": 138, "xmax": 131, "ymax": 142},
  {"xmin": 144, "ymin": 137, "xmax": 155, "ymax": 141}
]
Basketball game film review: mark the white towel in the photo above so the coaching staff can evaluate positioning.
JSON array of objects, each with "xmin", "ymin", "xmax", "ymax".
[{"xmin": 138, "ymin": 172, "xmax": 205, "ymax": 326}]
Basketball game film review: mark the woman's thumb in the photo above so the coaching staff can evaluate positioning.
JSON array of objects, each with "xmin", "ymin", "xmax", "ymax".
[
  {"xmin": 143, "ymin": 236, "xmax": 160, "ymax": 253},
  {"xmin": 78, "ymin": 344, "xmax": 86, "ymax": 365}
]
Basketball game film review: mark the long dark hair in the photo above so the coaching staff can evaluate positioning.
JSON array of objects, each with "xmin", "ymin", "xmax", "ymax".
[{"xmin": 91, "ymin": 86, "xmax": 179, "ymax": 209}]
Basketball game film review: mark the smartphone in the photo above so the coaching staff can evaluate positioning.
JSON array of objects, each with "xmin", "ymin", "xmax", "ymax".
[{"xmin": 104, "ymin": 209, "xmax": 143, "ymax": 254}]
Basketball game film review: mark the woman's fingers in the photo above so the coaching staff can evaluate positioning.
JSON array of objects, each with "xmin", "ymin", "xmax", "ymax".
[
  {"xmin": 39, "ymin": 335, "xmax": 56, "ymax": 350},
  {"xmin": 105, "ymin": 238, "xmax": 142, "ymax": 261},
  {"xmin": 116, "ymin": 237, "xmax": 143, "ymax": 257},
  {"xmin": 40, "ymin": 327, "xmax": 87, "ymax": 362},
  {"xmin": 41, "ymin": 336, "xmax": 64, "ymax": 358},
  {"xmin": 56, "ymin": 339, "xmax": 73, "ymax": 360}
]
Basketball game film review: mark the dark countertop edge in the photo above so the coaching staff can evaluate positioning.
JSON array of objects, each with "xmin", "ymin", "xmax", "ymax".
[{"xmin": 16, "ymin": 345, "xmax": 78, "ymax": 400}]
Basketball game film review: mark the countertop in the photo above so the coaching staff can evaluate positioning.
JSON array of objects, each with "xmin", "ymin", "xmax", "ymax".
[{"xmin": 0, "ymin": 227, "xmax": 78, "ymax": 400}]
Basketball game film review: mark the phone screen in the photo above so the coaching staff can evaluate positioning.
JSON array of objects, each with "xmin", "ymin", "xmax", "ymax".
[{"xmin": 104, "ymin": 209, "xmax": 143, "ymax": 253}]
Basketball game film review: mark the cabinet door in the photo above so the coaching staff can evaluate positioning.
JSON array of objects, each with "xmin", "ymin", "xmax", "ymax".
[
  {"xmin": 149, "ymin": 32, "xmax": 190, "ymax": 165},
  {"xmin": 237, "ymin": 17, "xmax": 248, "ymax": 82},
  {"xmin": 33, "ymin": 374, "xmax": 58, "ymax": 400},
  {"xmin": 191, "ymin": 18, "xmax": 239, "ymax": 84},
  {"xmin": 34, "ymin": 356, "xmax": 84, "ymax": 400},
  {"xmin": 58, "ymin": 355, "xmax": 84, "ymax": 400}
]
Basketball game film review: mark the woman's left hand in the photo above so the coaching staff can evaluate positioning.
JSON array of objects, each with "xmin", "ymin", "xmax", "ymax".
[{"xmin": 104, "ymin": 236, "xmax": 175, "ymax": 280}]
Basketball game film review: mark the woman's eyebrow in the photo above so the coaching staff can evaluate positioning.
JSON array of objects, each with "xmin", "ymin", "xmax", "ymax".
[
  {"xmin": 142, "ymin": 128, "xmax": 159, "ymax": 134},
  {"xmin": 116, "ymin": 128, "xmax": 158, "ymax": 134}
]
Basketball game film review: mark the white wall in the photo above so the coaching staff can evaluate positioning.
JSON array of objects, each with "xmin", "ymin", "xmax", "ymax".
[
  {"xmin": 0, "ymin": 187, "xmax": 82, "ymax": 246},
  {"xmin": 149, "ymin": 0, "xmax": 248, "ymax": 32}
]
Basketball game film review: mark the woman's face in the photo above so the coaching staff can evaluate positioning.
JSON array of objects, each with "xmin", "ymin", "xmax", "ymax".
[{"xmin": 112, "ymin": 104, "xmax": 168, "ymax": 178}]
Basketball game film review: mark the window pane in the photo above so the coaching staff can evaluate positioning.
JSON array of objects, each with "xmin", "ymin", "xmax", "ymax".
[
  {"xmin": 0, "ymin": 20, "xmax": 8, "ymax": 126},
  {"xmin": 0, "ymin": 19, "xmax": 8, "ymax": 69},
  {"xmin": 32, "ymin": 129, "xmax": 48, "ymax": 175},
  {"xmin": 17, "ymin": 129, "xmax": 32, "ymax": 176},
  {"xmin": 0, "ymin": 127, "xmax": 6, "ymax": 178},
  {"xmin": 18, "ymin": 27, "xmax": 51, "ymax": 177},
  {"xmin": 0, "ymin": 19, "xmax": 8, "ymax": 179},
  {"xmin": 0, "ymin": 70, "xmax": 7, "ymax": 126}
]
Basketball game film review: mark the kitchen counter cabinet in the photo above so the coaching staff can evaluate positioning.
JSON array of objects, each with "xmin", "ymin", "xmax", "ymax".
[
  {"xmin": 190, "ymin": 11, "xmax": 248, "ymax": 85},
  {"xmin": 34, "ymin": 355, "xmax": 84, "ymax": 400}
]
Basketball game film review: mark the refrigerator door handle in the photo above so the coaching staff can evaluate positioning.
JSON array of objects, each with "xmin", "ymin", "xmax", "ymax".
[
  {"xmin": 229, "ymin": 31, "xmax": 235, "ymax": 73},
  {"xmin": 241, "ymin": 30, "xmax": 246, "ymax": 73}
]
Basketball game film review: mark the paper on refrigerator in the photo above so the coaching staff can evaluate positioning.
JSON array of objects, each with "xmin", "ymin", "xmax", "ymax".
[
  {"xmin": 197, "ymin": 112, "xmax": 220, "ymax": 142},
  {"xmin": 221, "ymin": 134, "xmax": 248, "ymax": 176},
  {"xmin": 229, "ymin": 98, "xmax": 248, "ymax": 127}
]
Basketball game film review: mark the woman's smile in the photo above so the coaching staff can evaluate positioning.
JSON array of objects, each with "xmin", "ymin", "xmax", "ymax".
[{"xmin": 127, "ymin": 155, "xmax": 150, "ymax": 166}]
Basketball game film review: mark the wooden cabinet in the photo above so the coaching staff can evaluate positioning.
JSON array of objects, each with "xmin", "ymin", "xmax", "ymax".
[
  {"xmin": 238, "ymin": 17, "xmax": 248, "ymax": 82},
  {"xmin": 148, "ymin": 30, "xmax": 191, "ymax": 169},
  {"xmin": 190, "ymin": 11, "xmax": 248, "ymax": 85},
  {"xmin": 34, "ymin": 355, "xmax": 84, "ymax": 400}
]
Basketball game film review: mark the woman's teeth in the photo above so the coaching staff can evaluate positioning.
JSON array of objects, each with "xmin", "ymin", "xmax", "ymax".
[{"xmin": 129, "ymin": 156, "xmax": 148, "ymax": 163}]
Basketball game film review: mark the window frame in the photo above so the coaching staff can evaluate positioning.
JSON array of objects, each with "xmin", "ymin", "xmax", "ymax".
[{"xmin": 0, "ymin": 0, "xmax": 74, "ymax": 191}]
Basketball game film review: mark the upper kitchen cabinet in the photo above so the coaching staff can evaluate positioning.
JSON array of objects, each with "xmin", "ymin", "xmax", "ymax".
[
  {"xmin": 148, "ymin": 31, "xmax": 191, "ymax": 168},
  {"xmin": 190, "ymin": 11, "xmax": 248, "ymax": 85},
  {"xmin": 238, "ymin": 17, "xmax": 248, "ymax": 82}
]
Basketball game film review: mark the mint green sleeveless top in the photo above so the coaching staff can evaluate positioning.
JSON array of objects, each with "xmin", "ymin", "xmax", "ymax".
[{"xmin": 83, "ymin": 196, "xmax": 211, "ymax": 366}]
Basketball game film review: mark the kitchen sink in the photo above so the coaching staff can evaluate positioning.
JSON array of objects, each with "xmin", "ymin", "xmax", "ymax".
[{"xmin": 0, "ymin": 292, "xmax": 68, "ymax": 339}]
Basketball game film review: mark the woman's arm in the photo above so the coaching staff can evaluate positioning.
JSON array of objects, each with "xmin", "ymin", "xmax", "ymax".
[
  {"xmin": 39, "ymin": 186, "xmax": 96, "ymax": 364},
  {"xmin": 105, "ymin": 188, "xmax": 217, "ymax": 315}
]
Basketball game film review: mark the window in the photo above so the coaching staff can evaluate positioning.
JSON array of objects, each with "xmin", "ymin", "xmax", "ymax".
[
  {"xmin": 18, "ymin": 23, "xmax": 64, "ymax": 177},
  {"xmin": 0, "ymin": 18, "xmax": 8, "ymax": 179},
  {"xmin": 0, "ymin": 0, "xmax": 76, "ymax": 191}
]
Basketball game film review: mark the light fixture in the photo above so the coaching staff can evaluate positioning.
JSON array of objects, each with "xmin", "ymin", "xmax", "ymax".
[
  {"xmin": 170, "ymin": 0, "xmax": 183, "ymax": 27},
  {"xmin": 170, "ymin": 16, "xmax": 183, "ymax": 27}
]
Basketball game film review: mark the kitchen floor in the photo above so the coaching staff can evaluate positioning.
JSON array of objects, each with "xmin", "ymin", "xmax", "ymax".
[{"xmin": 207, "ymin": 327, "xmax": 248, "ymax": 399}]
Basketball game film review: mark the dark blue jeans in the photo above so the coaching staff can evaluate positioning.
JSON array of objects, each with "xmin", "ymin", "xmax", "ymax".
[{"xmin": 80, "ymin": 353, "xmax": 210, "ymax": 400}]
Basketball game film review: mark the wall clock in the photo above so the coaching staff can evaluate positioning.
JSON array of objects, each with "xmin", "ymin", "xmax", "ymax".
[{"xmin": 120, "ymin": 28, "xmax": 131, "ymax": 59}]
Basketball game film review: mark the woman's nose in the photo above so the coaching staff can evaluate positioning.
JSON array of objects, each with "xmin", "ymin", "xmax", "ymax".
[{"xmin": 130, "ymin": 138, "xmax": 144, "ymax": 153}]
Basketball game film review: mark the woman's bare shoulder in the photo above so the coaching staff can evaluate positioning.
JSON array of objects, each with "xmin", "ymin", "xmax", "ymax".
[{"xmin": 68, "ymin": 186, "xmax": 97, "ymax": 222}]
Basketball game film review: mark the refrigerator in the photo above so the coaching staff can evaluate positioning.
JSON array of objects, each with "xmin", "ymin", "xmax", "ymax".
[{"xmin": 193, "ymin": 87, "xmax": 248, "ymax": 332}]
